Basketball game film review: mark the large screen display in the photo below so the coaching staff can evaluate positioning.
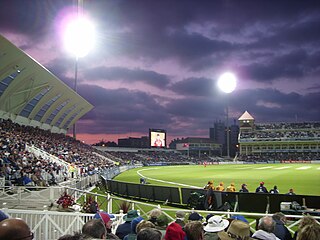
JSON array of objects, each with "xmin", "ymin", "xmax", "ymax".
[{"xmin": 149, "ymin": 129, "xmax": 166, "ymax": 148}]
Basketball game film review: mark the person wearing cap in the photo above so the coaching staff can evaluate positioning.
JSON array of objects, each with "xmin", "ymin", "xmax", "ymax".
[
  {"xmin": 175, "ymin": 210, "xmax": 186, "ymax": 227},
  {"xmin": 165, "ymin": 222, "xmax": 186, "ymax": 240},
  {"xmin": 218, "ymin": 220, "xmax": 254, "ymax": 240},
  {"xmin": 94, "ymin": 211, "xmax": 113, "ymax": 232},
  {"xmin": 239, "ymin": 184, "xmax": 249, "ymax": 193},
  {"xmin": 116, "ymin": 210, "xmax": 139, "ymax": 239},
  {"xmin": 188, "ymin": 212, "xmax": 203, "ymax": 222},
  {"xmin": 94, "ymin": 211, "xmax": 119, "ymax": 239},
  {"xmin": 204, "ymin": 215, "xmax": 229, "ymax": 240},
  {"xmin": 123, "ymin": 216, "xmax": 144, "ymax": 240},
  {"xmin": 255, "ymin": 182, "xmax": 268, "ymax": 193}
]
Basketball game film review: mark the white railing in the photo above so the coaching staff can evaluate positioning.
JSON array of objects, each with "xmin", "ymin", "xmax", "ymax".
[{"xmin": 0, "ymin": 174, "xmax": 100, "ymax": 209}]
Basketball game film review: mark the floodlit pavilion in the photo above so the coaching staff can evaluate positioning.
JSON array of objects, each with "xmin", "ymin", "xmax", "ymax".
[{"xmin": 0, "ymin": 35, "xmax": 93, "ymax": 134}]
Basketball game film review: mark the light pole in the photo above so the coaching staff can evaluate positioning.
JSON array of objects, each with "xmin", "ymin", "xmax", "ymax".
[
  {"xmin": 63, "ymin": 5, "xmax": 95, "ymax": 139},
  {"xmin": 217, "ymin": 72, "xmax": 237, "ymax": 158}
]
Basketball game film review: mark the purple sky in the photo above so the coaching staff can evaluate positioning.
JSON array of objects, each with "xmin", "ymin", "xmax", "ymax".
[{"xmin": 1, "ymin": 0, "xmax": 320, "ymax": 144}]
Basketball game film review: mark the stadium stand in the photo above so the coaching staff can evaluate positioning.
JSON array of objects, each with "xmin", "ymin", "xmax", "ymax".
[{"xmin": 238, "ymin": 112, "xmax": 320, "ymax": 162}]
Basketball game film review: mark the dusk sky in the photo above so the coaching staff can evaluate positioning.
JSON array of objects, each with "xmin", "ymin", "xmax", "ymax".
[{"xmin": 1, "ymin": 0, "xmax": 320, "ymax": 144}]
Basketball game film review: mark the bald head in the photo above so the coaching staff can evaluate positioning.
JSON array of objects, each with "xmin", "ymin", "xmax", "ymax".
[{"xmin": 0, "ymin": 218, "xmax": 33, "ymax": 240}]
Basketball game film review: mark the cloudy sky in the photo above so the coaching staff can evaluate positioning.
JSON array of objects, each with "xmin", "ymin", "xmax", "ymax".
[{"xmin": 1, "ymin": 0, "xmax": 320, "ymax": 144}]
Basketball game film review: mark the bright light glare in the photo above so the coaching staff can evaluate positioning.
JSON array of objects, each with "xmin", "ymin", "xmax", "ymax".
[
  {"xmin": 217, "ymin": 72, "xmax": 237, "ymax": 93},
  {"xmin": 64, "ymin": 17, "xmax": 95, "ymax": 58}
]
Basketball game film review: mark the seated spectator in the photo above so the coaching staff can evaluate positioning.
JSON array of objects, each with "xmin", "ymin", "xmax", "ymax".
[
  {"xmin": 296, "ymin": 222, "xmax": 320, "ymax": 240},
  {"xmin": 82, "ymin": 219, "xmax": 106, "ymax": 239},
  {"xmin": 252, "ymin": 216, "xmax": 279, "ymax": 240},
  {"xmin": 116, "ymin": 210, "xmax": 139, "ymax": 239},
  {"xmin": 188, "ymin": 212, "xmax": 203, "ymax": 222},
  {"xmin": 239, "ymin": 183, "xmax": 249, "ymax": 193},
  {"xmin": 165, "ymin": 222, "xmax": 186, "ymax": 240},
  {"xmin": 230, "ymin": 215, "xmax": 249, "ymax": 224},
  {"xmin": 174, "ymin": 210, "xmax": 186, "ymax": 227},
  {"xmin": 272, "ymin": 212, "xmax": 292, "ymax": 240},
  {"xmin": 137, "ymin": 228, "xmax": 162, "ymax": 240},
  {"xmin": 123, "ymin": 216, "xmax": 144, "ymax": 240},
  {"xmin": 216, "ymin": 182, "xmax": 225, "ymax": 191},
  {"xmin": 270, "ymin": 186, "xmax": 280, "ymax": 194},
  {"xmin": 286, "ymin": 188, "xmax": 296, "ymax": 195},
  {"xmin": 93, "ymin": 211, "xmax": 115, "ymax": 236},
  {"xmin": 154, "ymin": 213, "xmax": 169, "ymax": 238},
  {"xmin": 185, "ymin": 221, "xmax": 205, "ymax": 240},
  {"xmin": 293, "ymin": 215, "xmax": 318, "ymax": 240},
  {"xmin": 255, "ymin": 182, "xmax": 268, "ymax": 193},
  {"xmin": 226, "ymin": 183, "xmax": 236, "ymax": 192},
  {"xmin": 204, "ymin": 180, "xmax": 215, "ymax": 190},
  {"xmin": 204, "ymin": 215, "xmax": 229, "ymax": 240},
  {"xmin": 148, "ymin": 208, "xmax": 162, "ymax": 225},
  {"xmin": 0, "ymin": 218, "xmax": 33, "ymax": 240},
  {"xmin": 136, "ymin": 220, "xmax": 155, "ymax": 234},
  {"xmin": 218, "ymin": 220, "xmax": 253, "ymax": 240}
]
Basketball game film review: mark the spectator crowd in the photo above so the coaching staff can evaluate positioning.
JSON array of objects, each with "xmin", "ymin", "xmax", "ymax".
[{"xmin": 1, "ymin": 207, "xmax": 319, "ymax": 240}]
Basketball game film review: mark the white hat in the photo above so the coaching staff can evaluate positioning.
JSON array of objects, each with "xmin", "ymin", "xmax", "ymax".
[{"xmin": 204, "ymin": 215, "xmax": 229, "ymax": 232}]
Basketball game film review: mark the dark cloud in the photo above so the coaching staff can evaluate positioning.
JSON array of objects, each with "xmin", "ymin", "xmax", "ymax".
[
  {"xmin": 83, "ymin": 66, "xmax": 171, "ymax": 88},
  {"xmin": 231, "ymin": 89, "xmax": 320, "ymax": 121},
  {"xmin": 77, "ymin": 85, "xmax": 171, "ymax": 134},
  {"xmin": 0, "ymin": 0, "xmax": 68, "ymax": 38},
  {"xmin": 170, "ymin": 77, "xmax": 218, "ymax": 97},
  {"xmin": 241, "ymin": 49, "xmax": 319, "ymax": 82}
]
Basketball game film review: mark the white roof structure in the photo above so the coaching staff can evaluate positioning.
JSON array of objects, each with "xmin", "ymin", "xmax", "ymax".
[
  {"xmin": 238, "ymin": 111, "xmax": 254, "ymax": 121},
  {"xmin": 0, "ymin": 35, "xmax": 93, "ymax": 134}
]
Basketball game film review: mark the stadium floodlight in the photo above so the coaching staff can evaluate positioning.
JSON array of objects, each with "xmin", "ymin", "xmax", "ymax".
[
  {"xmin": 217, "ymin": 72, "xmax": 237, "ymax": 158},
  {"xmin": 217, "ymin": 72, "xmax": 237, "ymax": 94},
  {"xmin": 63, "ymin": 15, "xmax": 95, "ymax": 139},
  {"xmin": 63, "ymin": 17, "xmax": 95, "ymax": 58}
]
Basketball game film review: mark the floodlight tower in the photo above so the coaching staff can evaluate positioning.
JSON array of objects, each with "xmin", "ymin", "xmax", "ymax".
[
  {"xmin": 217, "ymin": 72, "xmax": 237, "ymax": 158},
  {"xmin": 63, "ymin": 0, "xmax": 95, "ymax": 139}
]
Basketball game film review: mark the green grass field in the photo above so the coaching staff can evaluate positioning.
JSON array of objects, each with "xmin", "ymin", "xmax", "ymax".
[{"xmin": 114, "ymin": 163, "xmax": 320, "ymax": 196}]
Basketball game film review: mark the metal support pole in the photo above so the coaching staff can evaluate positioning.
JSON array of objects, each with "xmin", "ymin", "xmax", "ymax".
[
  {"xmin": 226, "ymin": 105, "xmax": 230, "ymax": 158},
  {"xmin": 73, "ymin": 57, "xmax": 78, "ymax": 139}
]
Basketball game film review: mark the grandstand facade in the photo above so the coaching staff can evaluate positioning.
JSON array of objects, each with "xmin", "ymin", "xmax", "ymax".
[
  {"xmin": 238, "ymin": 111, "xmax": 320, "ymax": 161},
  {"xmin": 0, "ymin": 35, "xmax": 93, "ymax": 134}
]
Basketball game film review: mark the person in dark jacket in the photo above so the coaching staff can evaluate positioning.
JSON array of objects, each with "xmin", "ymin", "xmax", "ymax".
[
  {"xmin": 116, "ymin": 210, "xmax": 139, "ymax": 239},
  {"xmin": 255, "ymin": 181, "xmax": 268, "ymax": 193},
  {"xmin": 272, "ymin": 212, "xmax": 293, "ymax": 240},
  {"xmin": 239, "ymin": 183, "xmax": 249, "ymax": 193},
  {"xmin": 270, "ymin": 186, "xmax": 280, "ymax": 194}
]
